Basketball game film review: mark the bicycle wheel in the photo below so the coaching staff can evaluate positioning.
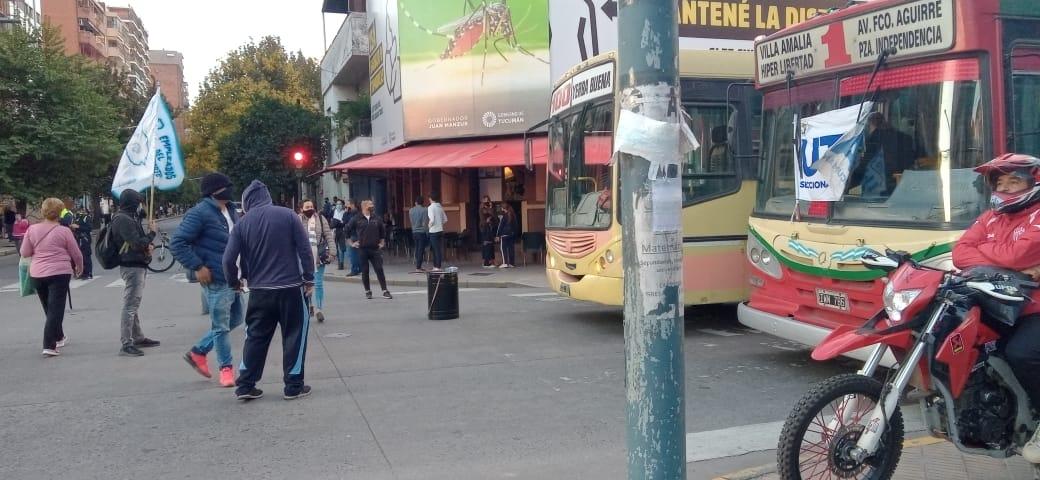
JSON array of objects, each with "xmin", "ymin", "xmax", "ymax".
[{"xmin": 148, "ymin": 245, "xmax": 176, "ymax": 273}]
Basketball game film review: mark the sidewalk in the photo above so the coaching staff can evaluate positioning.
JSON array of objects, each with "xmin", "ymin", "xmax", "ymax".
[
  {"xmin": 716, "ymin": 436, "xmax": 1037, "ymax": 480},
  {"xmin": 324, "ymin": 253, "xmax": 551, "ymax": 289}
]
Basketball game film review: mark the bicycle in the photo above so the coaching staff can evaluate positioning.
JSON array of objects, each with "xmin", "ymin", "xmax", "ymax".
[{"xmin": 148, "ymin": 230, "xmax": 176, "ymax": 273}]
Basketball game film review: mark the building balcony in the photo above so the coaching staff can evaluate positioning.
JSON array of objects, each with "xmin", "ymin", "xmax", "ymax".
[{"xmin": 320, "ymin": 12, "xmax": 369, "ymax": 91}]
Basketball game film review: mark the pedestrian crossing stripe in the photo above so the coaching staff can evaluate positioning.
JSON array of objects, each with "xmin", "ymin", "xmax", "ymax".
[{"xmin": 510, "ymin": 292, "xmax": 557, "ymax": 297}]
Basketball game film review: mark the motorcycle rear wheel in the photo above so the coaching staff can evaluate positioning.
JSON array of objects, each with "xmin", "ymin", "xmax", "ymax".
[{"xmin": 777, "ymin": 374, "xmax": 904, "ymax": 480}]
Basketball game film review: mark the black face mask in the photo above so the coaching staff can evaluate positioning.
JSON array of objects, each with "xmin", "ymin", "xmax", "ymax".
[
  {"xmin": 303, "ymin": 209, "xmax": 315, "ymax": 217},
  {"xmin": 213, "ymin": 189, "xmax": 233, "ymax": 201}
]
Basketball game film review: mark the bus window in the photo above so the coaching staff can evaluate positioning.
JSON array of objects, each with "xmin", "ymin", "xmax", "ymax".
[
  {"xmin": 682, "ymin": 105, "xmax": 741, "ymax": 205},
  {"xmin": 546, "ymin": 101, "xmax": 614, "ymax": 229},
  {"xmin": 1011, "ymin": 46, "xmax": 1040, "ymax": 155}
]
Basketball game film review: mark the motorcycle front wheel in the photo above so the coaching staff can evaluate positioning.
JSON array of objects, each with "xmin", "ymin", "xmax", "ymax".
[{"xmin": 777, "ymin": 373, "xmax": 904, "ymax": 480}]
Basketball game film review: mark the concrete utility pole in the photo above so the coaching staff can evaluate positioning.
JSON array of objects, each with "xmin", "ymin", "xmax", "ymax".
[{"xmin": 617, "ymin": 0, "xmax": 686, "ymax": 479}]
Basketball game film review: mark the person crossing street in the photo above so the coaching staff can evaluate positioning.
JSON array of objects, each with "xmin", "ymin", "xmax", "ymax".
[
  {"xmin": 171, "ymin": 173, "xmax": 243, "ymax": 388},
  {"xmin": 223, "ymin": 180, "xmax": 315, "ymax": 401}
]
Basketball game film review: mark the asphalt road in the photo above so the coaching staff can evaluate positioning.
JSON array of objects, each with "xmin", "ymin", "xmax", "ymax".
[{"xmin": 0, "ymin": 214, "xmax": 859, "ymax": 479}]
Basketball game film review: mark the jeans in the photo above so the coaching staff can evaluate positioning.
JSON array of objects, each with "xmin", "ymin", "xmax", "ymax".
[
  {"xmin": 359, "ymin": 247, "xmax": 387, "ymax": 292},
  {"xmin": 119, "ymin": 266, "xmax": 146, "ymax": 346},
  {"xmin": 313, "ymin": 264, "xmax": 326, "ymax": 310},
  {"xmin": 191, "ymin": 283, "xmax": 244, "ymax": 368},
  {"xmin": 429, "ymin": 232, "xmax": 444, "ymax": 268},
  {"xmin": 33, "ymin": 274, "xmax": 71, "ymax": 350},
  {"xmin": 237, "ymin": 287, "xmax": 308, "ymax": 396},
  {"xmin": 412, "ymin": 231, "xmax": 428, "ymax": 269},
  {"xmin": 336, "ymin": 237, "xmax": 347, "ymax": 268},
  {"xmin": 347, "ymin": 243, "xmax": 361, "ymax": 274},
  {"xmin": 482, "ymin": 243, "xmax": 495, "ymax": 266}
]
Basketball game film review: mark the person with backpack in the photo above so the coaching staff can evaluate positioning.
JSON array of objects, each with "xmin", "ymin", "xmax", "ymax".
[
  {"xmin": 170, "ymin": 173, "xmax": 243, "ymax": 387},
  {"xmin": 109, "ymin": 189, "xmax": 160, "ymax": 357},
  {"xmin": 21, "ymin": 198, "xmax": 83, "ymax": 356}
]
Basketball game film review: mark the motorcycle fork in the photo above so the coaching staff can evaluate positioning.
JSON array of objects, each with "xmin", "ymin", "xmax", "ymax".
[
  {"xmin": 826, "ymin": 344, "xmax": 890, "ymax": 434},
  {"xmin": 851, "ymin": 301, "xmax": 949, "ymax": 461}
]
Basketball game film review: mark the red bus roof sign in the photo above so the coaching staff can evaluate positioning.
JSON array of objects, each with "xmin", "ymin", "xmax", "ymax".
[{"xmin": 755, "ymin": 0, "xmax": 955, "ymax": 85}]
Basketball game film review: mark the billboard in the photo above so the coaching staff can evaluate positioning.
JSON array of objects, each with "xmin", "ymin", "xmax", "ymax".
[
  {"xmin": 549, "ymin": 0, "xmax": 845, "ymax": 83},
  {"xmin": 396, "ymin": 0, "xmax": 551, "ymax": 140},
  {"xmin": 368, "ymin": 0, "xmax": 405, "ymax": 154}
]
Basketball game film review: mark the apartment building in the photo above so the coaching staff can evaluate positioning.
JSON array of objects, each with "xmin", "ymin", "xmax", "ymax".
[
  {"xmin": 42, "ymin": 0, "xmax": 107, "ymax": 60},
  {"xmin": 107, "ymin": 6, "xmax": 150, "ymax": 96},
  {"xmin": 0, "ymin": 1, "xmax": 42, "ymax": 31},
  {"xmin": 148, "ymin": 49, "xmax": 189, "ymax": 140}
]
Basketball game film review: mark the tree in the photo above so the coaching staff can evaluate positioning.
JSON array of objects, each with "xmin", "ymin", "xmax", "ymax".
[
  {"xmin": 187, "ymin": 37, "xmax": 320, "ymax": 174},
  {"xmin": 219, "ymin": 97, "xmax": 324, "ymax": 202},
  {"xmin": 0, "ymin": 26, "xmax": 126, "ymax": 199}
]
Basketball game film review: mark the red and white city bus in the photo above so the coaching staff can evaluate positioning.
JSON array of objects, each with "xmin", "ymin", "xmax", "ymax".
[{"xmin": 739, "ymin": 0, "xmax": 1040, "ymax": 359}]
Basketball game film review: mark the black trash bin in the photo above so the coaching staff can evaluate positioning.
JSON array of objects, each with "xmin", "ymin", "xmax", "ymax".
[{"xmin": 427, "ymin": 268, "xmax": 459, "ymax": 320}]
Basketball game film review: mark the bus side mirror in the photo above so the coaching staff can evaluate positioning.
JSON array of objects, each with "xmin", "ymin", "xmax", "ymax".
[{"xmin": 524, "ymin": 137, "xmax": 533, "ymax": 172}]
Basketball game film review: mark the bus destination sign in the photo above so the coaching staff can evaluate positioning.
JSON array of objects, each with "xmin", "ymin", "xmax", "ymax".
[
  {"xmin": 550, "ymin": 61, "xmax": 615, "ymax": 117},
  {"xmin": 755, "ymin": 0, "xmax": 955, "ymax": 85}
]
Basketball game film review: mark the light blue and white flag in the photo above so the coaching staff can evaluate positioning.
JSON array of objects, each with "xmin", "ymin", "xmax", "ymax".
[
  {"xmin": 111, "ymin": 91, "xmax": 185, "ymax": 198},
  {"xmin": 795, "ymin": 102, "xmax": 873, "ymax": 201}
]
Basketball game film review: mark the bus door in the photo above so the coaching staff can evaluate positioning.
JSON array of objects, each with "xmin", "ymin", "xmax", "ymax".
[{"xmin": 680, "ymin": 82, "xmax": 762, "ymax": 304}]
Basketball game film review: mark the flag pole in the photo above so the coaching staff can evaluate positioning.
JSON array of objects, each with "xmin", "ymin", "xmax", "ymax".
[{"xmin": 148, "ymin": 84, "xmax": 160, "ymax": 228}]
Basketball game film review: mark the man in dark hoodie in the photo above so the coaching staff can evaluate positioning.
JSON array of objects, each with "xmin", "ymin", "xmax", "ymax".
[
  {"xmin": 110, "ymin": 189, "xmax": 160, "ymax": 357},
  {"xmin": 223, "ymin": 180, "xmax": 315, "ymax": 401}
]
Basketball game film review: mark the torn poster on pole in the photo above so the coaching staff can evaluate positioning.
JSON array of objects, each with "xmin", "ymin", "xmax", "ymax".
[{"xmin": 796, "ymin": 101, "xmax": 873, "ymax": 201}]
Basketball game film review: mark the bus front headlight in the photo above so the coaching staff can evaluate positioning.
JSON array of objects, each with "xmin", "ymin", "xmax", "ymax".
[
  {"xmin": 605, "ymin": 249, "xmax": 615, "ymax": 263},
  {"xmin": 747, "ymin": 233, "xmax": 782, "ymax": 280}
]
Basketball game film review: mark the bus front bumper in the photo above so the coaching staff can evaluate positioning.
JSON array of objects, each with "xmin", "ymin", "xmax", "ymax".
[
  {"xmin": 737, "ymin": 303, "xmax": 896, "ymax": 366},
  {"xmin": 546, "ymin": 268, "xmax": 623, "ymax": 307}
]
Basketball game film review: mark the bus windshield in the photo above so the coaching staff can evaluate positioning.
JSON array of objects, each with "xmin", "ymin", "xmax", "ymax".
[
  {"xmin": 547, "ymin": 101, "xmax": 614, "ymax": 229},
  {"xmin": 757, "ymin": 59, "xmax": 989, "ymax": 227}
]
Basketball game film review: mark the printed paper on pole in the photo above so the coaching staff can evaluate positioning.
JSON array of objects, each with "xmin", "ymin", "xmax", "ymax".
[
  {"xmin": 612, "ymin": 109, "xmax": 700, "ymax": 180},
  {"xmin": 111, "ymin": 92, "xmax": 185, "ymax": 197},
  {"xmin": 796, "ymin": 102, "xmax": 872, "ymax": 201}
]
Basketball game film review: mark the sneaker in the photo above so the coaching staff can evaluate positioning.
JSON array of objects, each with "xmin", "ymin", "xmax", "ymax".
[
  {"xmin": 1024, "ymin": 427, "xmax": 1040, "ymax": 463},
  {"xmin": 316, "ymin": 310, "xmax": 325, "ymax": 323},
  {"xmin": 383, "ymin": 290, "xmax": 393, "ymax": 299},
  {"xmin": 183, "ymin": 351, "xmax": 211, "ymax": 378},
  {"xmin": 56, "ymin": 336, "xmax": 68, "ymax": 348},
  {"xmin": 42, "ymin": 349, "xmax": 60, "ymax": 357},
  {"xmin": 498, "ymin": 264, "xmax": 507, "ymax": 269},
  {"xmin": 134, "ymin": 337, "xmax": 160, "ymax": 348},
  {"xmin": 283, "ymin": 385, "xmax": 312, "ymax": 400},
  {"xmin": 119, "ymin": 345, "xmax": 144, "ymax": 357},
  {"xmin": 412, "ymin": 269, "xmax": 425, "ymax": 274},
  {"xmin": 365, "ymin": 291, "xmax": 373, "ymax": 299},
  {"xmin": 346, "ymin": 272, "xmax": 360, "ymax": 277},
  {"xmin": 218, "ymin": 366, "xmax": 235, "ymax": 388},
  {"xmin": 236, "ymin": 388, "xmax": 264, "ymax": 401}
]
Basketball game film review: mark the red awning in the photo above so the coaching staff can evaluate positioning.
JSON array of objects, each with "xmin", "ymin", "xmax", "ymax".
[{"xmin": 328, "ymin": 137, "xmax": 548, "ymax": 171}]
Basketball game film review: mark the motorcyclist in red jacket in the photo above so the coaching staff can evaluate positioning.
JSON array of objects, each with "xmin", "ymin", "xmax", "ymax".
[{"xmin": 952, "ymin": 153, "xmax": 1040, "ymax": 462}]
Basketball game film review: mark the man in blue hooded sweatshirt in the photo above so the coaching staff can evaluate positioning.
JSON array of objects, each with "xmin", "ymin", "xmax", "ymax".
[{"xmin": 223, "ymin": 180, "xmax": 315, "ymax": 401}]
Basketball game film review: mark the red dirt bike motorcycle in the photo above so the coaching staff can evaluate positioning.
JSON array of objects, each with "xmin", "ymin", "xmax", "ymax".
[{"xmin": 776, "ymin": 250, "xmax": 1040, "ymax": 479}]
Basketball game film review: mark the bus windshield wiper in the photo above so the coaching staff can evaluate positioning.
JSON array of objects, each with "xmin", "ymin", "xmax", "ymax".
[{"xmin": 857, "ymin": 47, "xmax": 897, "ymax": 121}]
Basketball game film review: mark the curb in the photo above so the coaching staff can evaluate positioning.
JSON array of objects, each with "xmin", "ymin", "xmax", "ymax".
[
  {"xmin": 711, "ymin": 435, "xmax": 946, "ymax": 480},
  {"xmin": 324, "ymin": 274, "xmax": 541, "ymax": 289}
]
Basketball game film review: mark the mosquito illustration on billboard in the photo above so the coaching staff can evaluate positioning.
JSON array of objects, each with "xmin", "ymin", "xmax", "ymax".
[{"xmin": 402, "ymin": 0, "xmax": 548, "ymax": 83}]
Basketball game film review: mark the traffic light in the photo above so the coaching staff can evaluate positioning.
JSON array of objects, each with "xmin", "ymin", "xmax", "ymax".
[{"xmin": 291, "ymin": 149, "xmax": 306, "ymax": 169}]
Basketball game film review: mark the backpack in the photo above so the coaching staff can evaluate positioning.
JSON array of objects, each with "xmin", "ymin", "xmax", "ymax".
[{"xmin": 94, "ymin": 221, "xmax": 121, "ymax": 270}]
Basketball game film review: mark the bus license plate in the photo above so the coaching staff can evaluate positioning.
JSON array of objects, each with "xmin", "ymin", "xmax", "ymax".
[
  {"xmin": 816, "ymin": 289, "xmax": 849, "ymax": 311},
  {"xmin": 559, "ymin": 283, "xmax": 571, "ymax": 296}
]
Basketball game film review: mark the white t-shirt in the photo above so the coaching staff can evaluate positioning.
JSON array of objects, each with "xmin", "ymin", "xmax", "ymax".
[
  {"xmin": 222, "ymin": 208, "xmax": 233, "ymax": 233},
  {"xmin": 428, "ymin": 202, "xmax": 447, "ymax": 233}
]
